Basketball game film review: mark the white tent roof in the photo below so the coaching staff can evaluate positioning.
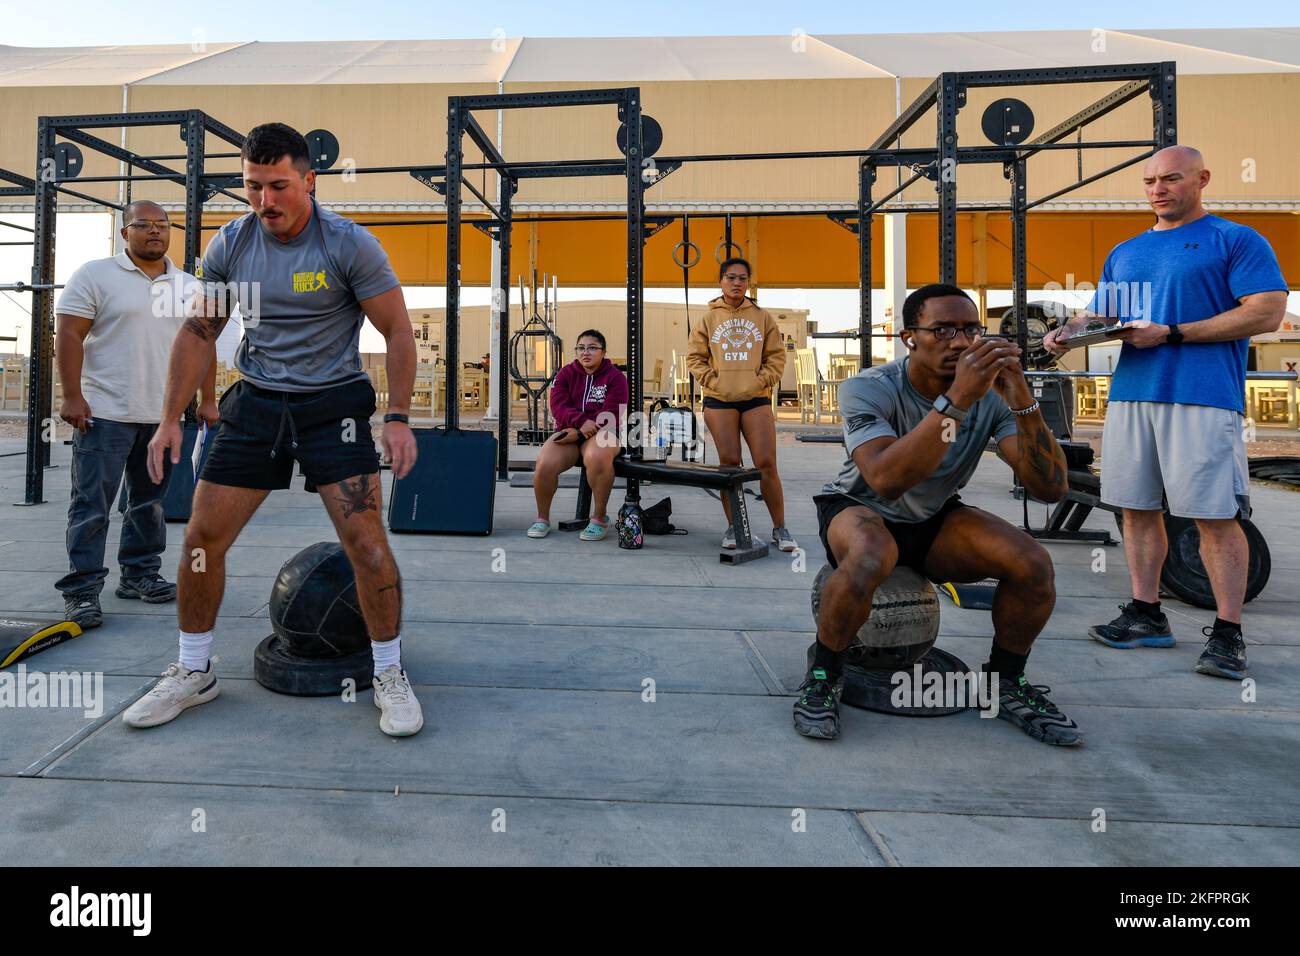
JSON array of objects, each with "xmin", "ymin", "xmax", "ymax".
[{"xmin": 0, "ymin": 29, "xmax": 1296, "ymax": 87}]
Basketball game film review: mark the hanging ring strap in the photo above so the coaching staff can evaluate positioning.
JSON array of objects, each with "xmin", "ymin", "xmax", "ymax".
[
  {"xmin": 671, "ymin": 240, "xmax": 701, "ymax": 270},
  {"xmin": 715, "ymin": 240, "xmax": 743, "ymax": 264}
]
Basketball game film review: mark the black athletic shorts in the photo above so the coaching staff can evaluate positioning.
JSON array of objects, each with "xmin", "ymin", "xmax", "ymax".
[
  {"xmin": 702, "ymin": 394, "xmax": 770, "ymax": 413},
  {"xmin": 200, "ymin": 378, "xmax": 381, "ymax": 492},
  {"xmin": 814, "ymin": 492, "xmax": 967, "ymax": 575}
]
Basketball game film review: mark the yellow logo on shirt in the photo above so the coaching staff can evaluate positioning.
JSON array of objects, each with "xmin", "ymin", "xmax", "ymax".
[{"xmin": 292, "ymin": 270, "xmax": 330, "ymax": 293}]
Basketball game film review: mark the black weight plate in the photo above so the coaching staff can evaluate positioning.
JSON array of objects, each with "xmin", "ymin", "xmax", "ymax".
[
  {"xmin": 54, "ymin": 143, "xmax": 84, "ymax": 180},
  {"xmin": 981, "ymin": 98, "xmax": 1035, "ymax": 145},
  {"xmin": 616, "ymin": 115, "xmax": 664, "ymax": 158},
  {"xmin": 305, "ymin": 129, "xmax": 341, "ymax": 171},
  {"xmin": 253, "ymin": 634, "xmax": 373, "ymax": 697},
  {"xmin": 1160, "ymin": 515, "xmax": 1270, "ymax": 609}
]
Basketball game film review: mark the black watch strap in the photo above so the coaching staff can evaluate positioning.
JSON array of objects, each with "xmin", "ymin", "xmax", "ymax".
[
  {"xmin": 1166, "ymin": 324, "xmax": 1183, "ymax": 345},
  {"xmin": 383, "ymin": 413, "xmax": 409, "ymax": 424}
]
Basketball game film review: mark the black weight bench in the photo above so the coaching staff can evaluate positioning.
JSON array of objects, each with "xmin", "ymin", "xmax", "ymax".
[
  {"xmin": 559, "ymin": 457, "xmax": 769, "ymax": 564},
  {"xmin": 1028, "ymin": 468, "xmax": 1119, "ymax": 546}
]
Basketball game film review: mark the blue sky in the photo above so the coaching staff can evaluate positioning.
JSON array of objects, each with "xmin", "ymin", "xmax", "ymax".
[{"xmin": 0, "ymin": 0, "xmax": 1294, "ymax": 46}]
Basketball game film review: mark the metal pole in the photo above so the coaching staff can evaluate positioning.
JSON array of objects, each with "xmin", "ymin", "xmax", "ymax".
[
  {"xmin": 1010, "ymin": 159, "xmax": 1028, "ymax": 359},
  {"xmin": 937, "ymin": 73, "xmax": 960, "ymax": 286},
  {"xmin": 444, "ymin": 100, "xmax": 463, "ymax": 431},
  {"xmin": 24, "ymin": 119, "xmax": 57, "ymax": 504},
  {"xmin": 496, "ymin": 180, "xmax": 513, "ymax": 479},
  {"xmin": 623, "ymin": 90, "xmax": 645, "ymax": 448},
  {"xmin": 1154, "ymin": 61, "xmax": 1178, "ymax": 148},
  {"xmin": 183, "ymin": 111, "xmax": 205, "ymax": 275},
  {"xmin": 859, "ymin": 162, "xmax": 875, "ymax": 368}
]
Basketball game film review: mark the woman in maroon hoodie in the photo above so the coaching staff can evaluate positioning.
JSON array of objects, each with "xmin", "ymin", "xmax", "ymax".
[{"xmin": 529, "ymin": 330, "xmax": 629, "ymax": 541}]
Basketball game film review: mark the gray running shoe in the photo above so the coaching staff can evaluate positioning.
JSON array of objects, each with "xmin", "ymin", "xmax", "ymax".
[
  {"xmin": 116, "ymin": 572, "xmax": 177, "ymax": 604},
  {"xmin": 722, "ymin": 527, "xmax": 737, "ymax": 549},
  {"xmin": 63, "ymin": 591, "xmax": 103, "ymax": 629},
  {"xmin": 772, "ymin": 526, "xmax": 798, "ymax": 552}
]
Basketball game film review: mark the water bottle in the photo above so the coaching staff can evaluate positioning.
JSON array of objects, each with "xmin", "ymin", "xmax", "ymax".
[{"xmin": 617, "ymin": 500, "xmax": 644, "ymax": 550}]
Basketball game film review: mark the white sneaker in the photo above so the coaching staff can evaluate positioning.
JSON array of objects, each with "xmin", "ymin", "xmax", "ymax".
[
  {"xmin": 722, "ymin": 527, "xmax": 738, "ymax": 549},
  {"xmin": 373, "ymin": 665, "xmax": 424, "ymax": 737},
  {"xmin": 772, "ymin": 526, "xmax": 798, "ymax": 552},
  {"xmin": 122, "ymin": 662, "xmax": 219, "ymax": 728}
]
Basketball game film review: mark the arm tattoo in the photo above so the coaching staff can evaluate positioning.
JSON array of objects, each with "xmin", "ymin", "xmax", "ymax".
[
  {"xmin": 335, "ymin": 475, "xmax": 378, "ymax": 518},
  {"xmin": 181, "ymin": 313, "xmax": 223, "ymax": 342},
  {"xmin": 1020, "ymin": 418, "xmax": 1066, "ymax": 491}
]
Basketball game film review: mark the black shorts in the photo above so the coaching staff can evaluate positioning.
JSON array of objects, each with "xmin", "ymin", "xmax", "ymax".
[
  {"xmin": 200, "ymin": 379, "xmax": 380, "ymax": 492},
  {"xmin": 814, "ymin": 492, "xmax": 967, "ymax": 576},
  {"xmin": 702, "ymin": 394, "xmax": 770, "ymax": 413}
]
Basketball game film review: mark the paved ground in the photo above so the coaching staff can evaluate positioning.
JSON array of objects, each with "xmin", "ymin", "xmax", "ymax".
[{"xmin": 1, "ymin": 429, "xmax": 1297, "ymax": 866}]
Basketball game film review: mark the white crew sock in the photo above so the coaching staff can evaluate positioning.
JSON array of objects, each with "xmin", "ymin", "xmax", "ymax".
[
  {"xmin": 179, "ymin": 630, "xmax": 214, "ymax": 673},
  {"xmin": 372, "ymin": 635, "xmax": 402, "ymax": 676}
]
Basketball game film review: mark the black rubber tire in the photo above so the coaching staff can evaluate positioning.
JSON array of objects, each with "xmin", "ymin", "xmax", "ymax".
[
  {"xmin": 253, "ymin": 634, "xmax": 373, "ymax": 697},
  {"xmin": 1114, "ymin": 513, "xmax": 1271, "ymax": 609}
]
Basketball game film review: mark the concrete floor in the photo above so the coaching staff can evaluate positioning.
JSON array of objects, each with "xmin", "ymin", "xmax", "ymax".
[{"xmin": 1, "ymin": 430, "xmax": 1297, "ymax": 866}]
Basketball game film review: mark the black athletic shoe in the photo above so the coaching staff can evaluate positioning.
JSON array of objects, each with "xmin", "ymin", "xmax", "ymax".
[
  {"xmin": 63, "ymin": 591, "xmax": 103, "ymax": 629},
  {"xmin": 1088, "ymin": 602, "xmax": 1174, "ymax": 649},
  {"xmin": 793, "ymin": 667, "xmax": 844, "ymax": 740},
  {"xmin": 995, "ymin": 674, "xmax": 1083, "ymax": 746},
  {"xmin": 1195, "ymin": 625, "xmax": 1248, "ymax": 680},
  {"xmin": 115, "ymin": 572, "xmax": 177, "ymax": 604}
]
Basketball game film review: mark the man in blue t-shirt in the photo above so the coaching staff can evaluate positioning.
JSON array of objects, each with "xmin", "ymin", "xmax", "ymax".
[
  {"xmin": 1045, "ymin": 145, "xmax": 1288, "ymax": 680},
  {"xmin": 130, "ymin": 124, "xmax": 425, "ymax": 737}
]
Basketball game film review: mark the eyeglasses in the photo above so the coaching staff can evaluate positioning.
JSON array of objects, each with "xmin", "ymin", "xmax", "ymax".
[
  {"xmin": 722, "ymin": 273, "xmax": 749, "ymax": 282},
  {"xmin": 127, "ymin": 220, "xmax": 170, "ymax": 232},
  {"xmin": 907, "ymin": 324, "xmax": 986, "ymax": 341},
  {"xmin": 575, "ymin": 345, "xmax": 603, "ymax": 354}
]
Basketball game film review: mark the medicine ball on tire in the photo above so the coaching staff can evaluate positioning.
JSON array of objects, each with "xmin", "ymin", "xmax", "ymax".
[
  {"xmin": 269, "ymin": 541, "xmax": 369, "ymax": 658},
  {"xmin": 810, "ymin": 563, "xmax": 941, "ymax": 669}
]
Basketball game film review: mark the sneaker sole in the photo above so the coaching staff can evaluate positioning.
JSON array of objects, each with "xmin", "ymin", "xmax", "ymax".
[
  {"xmin": 580, "ymin": 532, "xmax": 607, "ymax": 541},
  {"xmin": 997, "ymin": 710, "xmax": 1084, "ymax": 746},
  {"xmin": 793, "ymin": 711, "xmax": 840, "ymax": 740},
  {"xmin": 373, "ymin": 693, "xmax": 424, "ymax": 737},
  {"xmin": 1088, "ymin": 628, "xmax": 1175, "ymax": 649},
  {"xmin": 773, "ymin": 541, "xmax": 797, "ymax": 552},
  {"xmin": 114, "ymin": 586, "xmax": 177, "ymax": 604},
  {"xmin": 526, "ymin": 530, "xmax": 550, "ymax": 538},
  {"xmin": 70, "ymin": 615, "xmax": 103, "ymax": 629},
  {"xmin": 123, "ymin": 680, "xmax": 219, "ymax": 728},
  {"xmin": 1195, "ymin": 660, "xmax": 1247, "ymax": 680}
]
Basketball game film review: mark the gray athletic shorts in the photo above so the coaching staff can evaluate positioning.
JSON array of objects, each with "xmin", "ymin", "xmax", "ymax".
[{"xmin": 1100, "ymin": 400, "xmax": 1250, "ymax": 519}]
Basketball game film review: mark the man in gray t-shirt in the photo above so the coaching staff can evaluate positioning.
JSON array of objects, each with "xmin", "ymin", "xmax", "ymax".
[
  {"xmin": 794, "ymin": 284, "xmax": 1080, "ymax": 748},
  {"xmin": 137, "ymin": 123, "xmax": 424, "ymax": 739}
]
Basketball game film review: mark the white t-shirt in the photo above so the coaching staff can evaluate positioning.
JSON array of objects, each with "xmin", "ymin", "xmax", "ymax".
[{"xmin": 56, "ymin": 252, "xmax": 200, "ymax": 424}]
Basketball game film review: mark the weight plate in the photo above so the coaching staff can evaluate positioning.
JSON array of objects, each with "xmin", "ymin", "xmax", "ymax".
[
  {"xmin": 981, "ymin": 98, "xmax": 1035, "ymax": 146},
  {"xmin": 253, "ymin": 634, "xmax": 373, "ymax": 697},
  {"xmin": 305, "ymin": 129, "xmax": 341, "ymax": 171},
  {"xmin": 616, "ymin": 115, "xmax": 664, "ymax": 158}
]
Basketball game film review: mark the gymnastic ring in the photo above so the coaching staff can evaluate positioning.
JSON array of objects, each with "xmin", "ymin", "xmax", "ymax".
[
  {"xmin": 672, "ymin": 240, "xmax": 701, "ymax": 270},
  {"xmin": 714, "ymin": 240, "xmax": 744, "ymax": 264}
]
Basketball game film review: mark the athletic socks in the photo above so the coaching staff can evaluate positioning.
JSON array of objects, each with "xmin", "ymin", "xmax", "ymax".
[
  {"xmin": 987, "ymin": 642, "xmax": 1029, "ymax": 681},
  {"xmin": 1133, "ymin": 598, "xmax": 1163, "ymax": 619},
  {"xmin": 179, "ymin": 630, "xmax": 213, "ymax": 673},
  {"xmin": 372, "ymin": 635, "xmax": 402, "ymax": 676},
  {"xmin": 811, "ymin": 639, "xmax": 844, "ymax": 679},
  {"xmin": 1212, "ymin": 617, "xmax": 1242, "ymax": 635}
]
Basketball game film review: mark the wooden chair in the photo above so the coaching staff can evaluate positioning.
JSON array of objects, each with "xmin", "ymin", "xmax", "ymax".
[
  {"xmin": 369, "ymin": 366, "xmax": 389, "ymax": 408},
  {"xmin": 794, "ymin": 348, "xmax": 842, "ymax": 425},
  {"xmin": 671, "ymin": 351, "xmax": 699, "ymax": 411},
  {"xmin": 411, "ymin": 364, "xmax": 436, "ymax": 415},
  {"xmin": 828, "ymin": 353, "xmax": 860, "ymax": 380},
  {"xmin": 643, "ymin": 358, "xmax": 670, "ymax": 407}
]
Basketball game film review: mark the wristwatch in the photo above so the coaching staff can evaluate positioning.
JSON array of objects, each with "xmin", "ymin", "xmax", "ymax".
[
  {"xmin": 1166, "ymin": 324, "xmax": 1184, "ymax": 345},
  {"xmin": 383, "ymin": 413, "xmax": 410, "ymax": 424},
  {"xmin": 932, "ymin": 393, "xmax": 967, "ymax": 422}
]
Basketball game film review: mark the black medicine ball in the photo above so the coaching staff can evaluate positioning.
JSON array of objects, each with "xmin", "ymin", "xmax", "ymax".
[{"xmin": 268, "ymin": 542, "xmax": 369, "ymax": 659}]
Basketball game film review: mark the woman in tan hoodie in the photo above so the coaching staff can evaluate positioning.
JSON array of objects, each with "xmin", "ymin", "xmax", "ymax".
[{"xmin": 686, "ymin": 257, "xmax": 796, "ymax": 552}]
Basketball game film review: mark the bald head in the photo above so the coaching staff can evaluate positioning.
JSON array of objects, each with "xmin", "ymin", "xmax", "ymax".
[
  {"xmin": 1142, "ymin": 145, "xmax": 1210, "ymax": 227},
  {"xmin": 120, "ymin": 200, "xmax": 171, "ymax": 262},
  {"xmin": 123, "ymin": 200, "xmax": 167, "ymax": 224}
]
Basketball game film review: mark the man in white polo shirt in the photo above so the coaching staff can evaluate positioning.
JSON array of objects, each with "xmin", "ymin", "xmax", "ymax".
[{"xmin": 54, "ymin": 200, "xmax": 217, "ymax": 629}]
